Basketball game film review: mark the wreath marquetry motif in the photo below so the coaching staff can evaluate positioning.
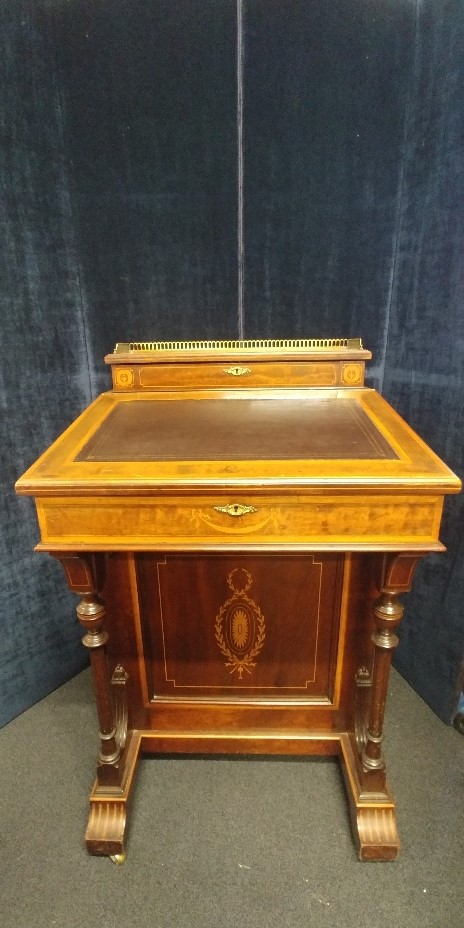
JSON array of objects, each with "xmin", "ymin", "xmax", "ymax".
[{"xmin": 214, "ymin": 568, "xmax": 266, "ymax": 679}]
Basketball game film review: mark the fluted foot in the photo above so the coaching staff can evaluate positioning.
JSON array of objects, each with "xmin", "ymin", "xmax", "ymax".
[
  {"xmin": 355, "ymin": 806, "xmax": 400, "ymax": 861},
  {"xmin": 85, "ymin": 800, "xmax": 127, "ymax": 857}
]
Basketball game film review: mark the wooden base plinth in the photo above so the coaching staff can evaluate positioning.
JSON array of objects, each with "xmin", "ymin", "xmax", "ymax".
[
  {"xmin": 85, "ymin": 731, "xmax": 140, "ymax": 858},
  {"xmin": 339, "ymin": 734, "xmax": 400, "ymax": 861},
  {"xmin": 84, "ymin": 729, "xmax": 400, "ymax": 862}
]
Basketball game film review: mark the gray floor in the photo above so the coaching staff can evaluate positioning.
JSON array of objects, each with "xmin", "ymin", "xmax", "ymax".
[{"xmin": 0, "ymin": 668, "xmax": 463, "ymax": 928}]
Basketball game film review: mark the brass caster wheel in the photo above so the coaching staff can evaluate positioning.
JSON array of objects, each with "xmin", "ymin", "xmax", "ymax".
[{"xmin": 110, "ymin": 852, "xmax": 126, "ymax": 865}]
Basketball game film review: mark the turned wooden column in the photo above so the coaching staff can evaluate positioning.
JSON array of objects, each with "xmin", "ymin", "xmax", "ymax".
[
  {"xmin": 54, "ymin": 553, "xmax": 122, "ymax": 778},
  {"xmin": 361, "ymin": 553, "xmax": 422, "ymax": 788}
]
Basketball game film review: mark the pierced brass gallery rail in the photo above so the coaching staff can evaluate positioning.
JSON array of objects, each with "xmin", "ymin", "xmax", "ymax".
[{"xmin": 113, "ymin": 337, "xmax": 363, "ymax": 353}]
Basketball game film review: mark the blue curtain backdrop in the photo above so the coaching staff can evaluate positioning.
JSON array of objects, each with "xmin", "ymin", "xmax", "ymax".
[{"xmin": 1, "ymin": 0, "xmax": 463, "ymax": 726}]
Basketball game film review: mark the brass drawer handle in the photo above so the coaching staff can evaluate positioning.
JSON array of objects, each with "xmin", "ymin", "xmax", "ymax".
[
  {"xmin": 222, "ymin": 366, "xmax": 251, "ymax": 376},
  {"xmin": 214, "ymin": 504, "xmax": 257, "ymax": 517}
]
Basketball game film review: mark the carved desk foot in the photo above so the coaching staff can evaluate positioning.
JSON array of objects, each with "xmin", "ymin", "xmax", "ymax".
[
  {"xmin": 339, "ymin": 734, "xmax": 400, "ymax": 861},
  {"xmin": 354, "ymin": 806, "xmax": 400, "ymax": 861},
  {"xmin": 86, "ymin": 800, "xmax": 127, "ymax": 858},
  {"xmin": 85, "ymin": 731, "xmax": 140, "ymax": 859}
]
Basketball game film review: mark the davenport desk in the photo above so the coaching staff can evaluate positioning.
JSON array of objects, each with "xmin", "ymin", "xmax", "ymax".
[{"xmin": 16, "ymin": 339, "xmax": 460, "ymax": 862}]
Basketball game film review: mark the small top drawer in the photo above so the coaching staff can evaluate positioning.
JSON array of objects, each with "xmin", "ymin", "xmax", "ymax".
[{"xmin": 111, "ymin": 360, "xmax": 365, "ymax": 390}]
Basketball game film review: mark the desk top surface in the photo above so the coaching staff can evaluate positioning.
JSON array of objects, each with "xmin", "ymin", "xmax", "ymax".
[
  {"xmin": 16, "ymin": 388, "xmax": 460, "ymax": 495},
  {"xmin": 75, "ymin": 397, "xmax": 397, "ymax": 463}
]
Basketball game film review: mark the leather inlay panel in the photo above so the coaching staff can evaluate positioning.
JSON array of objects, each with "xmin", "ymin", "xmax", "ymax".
[{"xmin": 75, "ymin": 398, "xmax": 398, "ymax": 462}]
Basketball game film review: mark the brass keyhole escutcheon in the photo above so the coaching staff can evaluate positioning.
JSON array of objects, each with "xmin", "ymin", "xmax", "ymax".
[
  {"xmin": 222, "ymin": 366, "xmax": 251, "ymax": 376},
  {"xmin": 213, "ymin": 503, "xmax": 258, "ymax": 517}
]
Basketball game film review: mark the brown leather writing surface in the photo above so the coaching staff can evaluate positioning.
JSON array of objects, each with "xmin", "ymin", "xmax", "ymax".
[{"xmin": 75, "ymin": 397, "xmax": 398, "ymax": 462}]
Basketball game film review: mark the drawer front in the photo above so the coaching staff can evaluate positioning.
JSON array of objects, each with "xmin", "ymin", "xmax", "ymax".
[
  {"xmin": 37, "ymin": 494, "xmax": 442, "ymax": 549},
  {"xmin": 111, "ymin": 360, "xmax": 364, "ymax": 390}
]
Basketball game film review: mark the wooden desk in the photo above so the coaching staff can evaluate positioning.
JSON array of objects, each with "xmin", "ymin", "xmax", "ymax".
[{"xmin": 16, "ymin": 339, "xmax": 460, "ymax": 862}]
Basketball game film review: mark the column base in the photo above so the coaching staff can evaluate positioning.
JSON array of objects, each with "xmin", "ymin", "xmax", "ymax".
[
  {"xmin": 85, "ymin": 731, "xmax": 140, "ymax": 858},
  {"xmin": 339, "ymin": 734, "xmax": 400, "ymax": 861}
]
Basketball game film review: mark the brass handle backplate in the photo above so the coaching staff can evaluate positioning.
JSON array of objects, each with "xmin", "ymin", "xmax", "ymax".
[{"xmin": 214, "ymin": 504, "xmax": 258, "ymax": 517}]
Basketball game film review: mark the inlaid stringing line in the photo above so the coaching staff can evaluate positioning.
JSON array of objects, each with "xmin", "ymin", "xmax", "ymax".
[{"xmin": 237, "ymin": 0, "xmax": 245, "ymax": 339}]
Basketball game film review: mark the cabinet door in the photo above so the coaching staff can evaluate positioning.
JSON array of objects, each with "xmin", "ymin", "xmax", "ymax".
[{"xmin": 137, "ymin": 553, "xmax": 343, "ymax": 701}]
